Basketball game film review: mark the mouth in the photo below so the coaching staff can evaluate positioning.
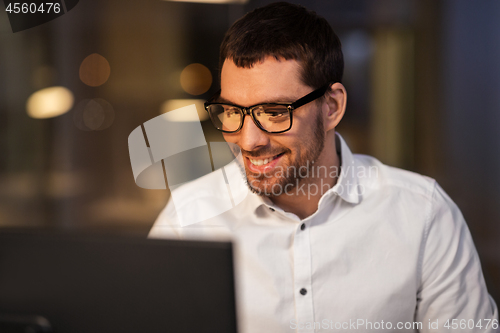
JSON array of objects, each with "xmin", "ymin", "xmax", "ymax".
[{"xmin": 245, "ymin": 152, "xmax": 285, "ymax": 173}]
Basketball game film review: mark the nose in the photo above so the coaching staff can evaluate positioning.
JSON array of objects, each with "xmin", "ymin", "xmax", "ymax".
[{"xmin": 232, "ymin": 115, "xmax": 269, "ymax": 152}]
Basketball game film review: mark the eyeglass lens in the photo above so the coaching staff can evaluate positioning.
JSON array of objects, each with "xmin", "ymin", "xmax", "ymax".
[{"xmin": 209, "ymin": 104, "xmax": 291, "ymax": 133}]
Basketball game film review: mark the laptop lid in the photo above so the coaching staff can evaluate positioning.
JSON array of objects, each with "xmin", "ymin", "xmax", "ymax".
[{"xmin": 0, "ymin": 230, "xmax": 237, "ymax": 333}]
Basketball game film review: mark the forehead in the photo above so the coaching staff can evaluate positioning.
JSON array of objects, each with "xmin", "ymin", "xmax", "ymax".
[{"xmin": 220, "ymin": 57, "xmax": 309, "ymax": 106}]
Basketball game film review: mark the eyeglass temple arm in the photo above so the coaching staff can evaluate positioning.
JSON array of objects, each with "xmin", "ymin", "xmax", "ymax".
[
  {"xmin": 290, "ymin": 83, "xmax": 331, "ymax": 110},
  {"xmin": 205, "ymin": 83, "xmax": 331, "ymax": 111}
]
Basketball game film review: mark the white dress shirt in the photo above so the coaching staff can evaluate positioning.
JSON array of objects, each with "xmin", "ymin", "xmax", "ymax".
[{"xmin": 149, "ymin": 134, "xmax": 498, "ymax": 333}]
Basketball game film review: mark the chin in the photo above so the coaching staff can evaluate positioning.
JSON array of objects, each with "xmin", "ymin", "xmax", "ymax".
[{"xmin": 245, "ymin": 174, "xmax": 295, "ymax": 197}]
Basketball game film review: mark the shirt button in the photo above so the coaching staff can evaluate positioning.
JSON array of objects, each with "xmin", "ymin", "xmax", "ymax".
[
  {"xmin": 300, "ymin": 223, "xmax": 305, "ymax": 231},
  {"xmin": 269, "ymin": 207, "xmax": 275, "ymax": 212},
  {"xmin": 300, "ymin": 288, "xmax": 307, "ymax": 295}
]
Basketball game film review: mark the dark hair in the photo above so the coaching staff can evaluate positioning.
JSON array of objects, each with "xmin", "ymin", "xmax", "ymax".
[{"xmin": 219, "ymin": 2, "xmax": 344, "ymax": 89}]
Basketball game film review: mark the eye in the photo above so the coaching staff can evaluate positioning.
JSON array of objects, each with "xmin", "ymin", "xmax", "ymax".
[
  {"xmin": 262, "ymin": 107, "xmax": 289, "ymax": 122},
  {"xmin": 223, "ymin": 107, "xmax": 240, "ymax": 117}
]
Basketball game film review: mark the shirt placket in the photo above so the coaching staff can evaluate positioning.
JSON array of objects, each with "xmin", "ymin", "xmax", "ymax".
[{"xmin": 293, "ymin": 221, "xmax": 315, "ymax": 332}]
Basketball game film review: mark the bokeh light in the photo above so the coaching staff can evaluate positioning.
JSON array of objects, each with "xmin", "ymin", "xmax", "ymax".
[
  {"xmin": 79, "ymin": 53, "xmax": 111, "ymax": 87},
  {"xmin": 26, "ymin": 86, "xmax": 74, "ymax": 119},
  {"xmin": 73, "ymin": 98, "xmax": 115, "ymax": 131},
  {"xmin": 160, "ymin": 99, "xmax": 209, "ymax": 121},
  {"xmin": 180, "ymin": 63, "xmax": 212, "ymax": 95}
]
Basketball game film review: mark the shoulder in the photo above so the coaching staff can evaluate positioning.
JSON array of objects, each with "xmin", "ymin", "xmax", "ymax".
[
  {"xmin": 353, "ymin": 154, "xmax": 437, "ymax": 201},
  {"xmin": 352, "ymin": 154, "xmax": 471, "ymax": 259},
  {"xmin": 352, "ymin": 154, "xmax": 462, "ymax": 230}
]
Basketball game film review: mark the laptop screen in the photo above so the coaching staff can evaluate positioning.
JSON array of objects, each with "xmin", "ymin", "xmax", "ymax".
[{"xmin": 0, "ymin": 230, "xmax": 237, "ymax": 333}]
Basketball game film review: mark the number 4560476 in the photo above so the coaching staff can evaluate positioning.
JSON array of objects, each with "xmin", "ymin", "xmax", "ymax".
[
  {"xmin": 5, "ymin": 2, "xmax": 61, "ymax": 14},
  {"xmin": 443, "ymin": 319, "xmax": 499, "ymax": 330}
]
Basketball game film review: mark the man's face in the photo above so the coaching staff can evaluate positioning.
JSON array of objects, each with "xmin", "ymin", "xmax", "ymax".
[{"xmin": 220, "ymin": 57, "xmax": 328, "ymax": 196}]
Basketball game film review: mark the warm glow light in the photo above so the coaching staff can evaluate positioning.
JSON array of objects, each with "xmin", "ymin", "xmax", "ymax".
[
  {"xmin": 79, "ymin": 53, "xmax": 111, "ymax": 87},
  {"xmin": 164, "ymin": 0, "xmax": 248, "ymax": 3},
  {"xmin": 180, "ymin": 63, "xmax": 212, "ymax": 95},
  {"xmin": 26, "ymin": 86, "xmax": 74, "ymax": 119},
  {"xmin": 160, "ymin": 99, "xmax": 209, "ymax": 121}
]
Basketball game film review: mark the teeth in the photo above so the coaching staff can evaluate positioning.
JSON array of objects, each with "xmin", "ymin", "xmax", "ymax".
[{"xmin": 250, "ymin": 155, "xmax": 277, "ymax": 166}]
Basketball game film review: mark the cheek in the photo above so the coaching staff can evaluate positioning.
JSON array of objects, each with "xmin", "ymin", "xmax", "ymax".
[
  {"xmin": 285, "ymin": 120, "xmax": 320, "ymax": 156},
  {"xmin": 275, "ymin": 137, "xmax": 301, "ymax": 160},
  {"xmin": 223, "ymin": 133, "xmax": 237, "ymax": 144}
]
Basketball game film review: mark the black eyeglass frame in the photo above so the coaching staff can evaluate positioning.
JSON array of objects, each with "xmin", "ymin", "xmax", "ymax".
[{"xmin": 204, "ymin": 83, "xmax": 332, "ymax": 134}]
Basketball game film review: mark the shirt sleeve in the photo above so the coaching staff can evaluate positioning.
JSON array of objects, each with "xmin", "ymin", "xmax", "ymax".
[{"xmin": 415, "ymin": 182, "xmax": 499, "ymax": 332}]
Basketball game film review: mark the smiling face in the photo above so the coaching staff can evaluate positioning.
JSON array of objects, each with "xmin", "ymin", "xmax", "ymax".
[{"xmin": 220, "ymin": 57, "xmax": 330, "ymax": 196}]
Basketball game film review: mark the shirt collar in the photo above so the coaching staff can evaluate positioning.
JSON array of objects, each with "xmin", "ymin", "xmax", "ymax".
[
  {"xmin": 330, "ymin": 133, "xmax": 360, "ymax": 204},
  {"xmin": 246, "ymin": 132, "xmax": 360, "ymax": 213}
]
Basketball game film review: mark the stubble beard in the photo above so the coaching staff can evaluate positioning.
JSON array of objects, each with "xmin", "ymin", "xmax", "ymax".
[{"xmin": 243, "ymin": 112, "xmax": 326, "ymax": 197}]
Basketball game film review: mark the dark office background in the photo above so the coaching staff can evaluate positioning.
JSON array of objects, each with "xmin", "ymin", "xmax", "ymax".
[{"xmin": 0, "ymin": 0, "xmax": 499, "ymax": 301}]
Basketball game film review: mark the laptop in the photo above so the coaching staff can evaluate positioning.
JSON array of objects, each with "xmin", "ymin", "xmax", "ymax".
[{"xmin": 0, "ymin": 230, "xmax": 238, "ymax": 333}]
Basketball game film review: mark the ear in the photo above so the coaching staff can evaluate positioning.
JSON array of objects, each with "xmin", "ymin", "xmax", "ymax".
[{"xmin": 323, "ymin": 82, "xmax": 347, "ymax": 131}]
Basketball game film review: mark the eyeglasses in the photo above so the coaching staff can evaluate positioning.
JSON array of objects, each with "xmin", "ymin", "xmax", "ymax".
[{"xmin": 204, "ymin": 83, "xmax": 331, "ymax": 134}]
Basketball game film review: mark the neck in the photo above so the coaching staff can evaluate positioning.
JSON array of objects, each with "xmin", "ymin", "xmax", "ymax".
[{"xmin": 269, "ymin": 131, "xmax": 340, "ymax": 220}]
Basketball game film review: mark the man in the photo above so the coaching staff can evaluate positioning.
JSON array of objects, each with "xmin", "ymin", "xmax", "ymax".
[{"xmin": 150, "ymin": 2, "xmax": 498, "ymax": 332}]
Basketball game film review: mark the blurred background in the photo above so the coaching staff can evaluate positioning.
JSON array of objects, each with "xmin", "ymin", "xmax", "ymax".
[{"xmin": 0, "ymin": 0, "xmax": 499, "ymax": 300}]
